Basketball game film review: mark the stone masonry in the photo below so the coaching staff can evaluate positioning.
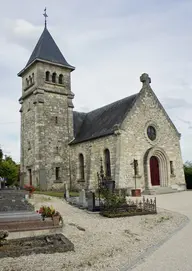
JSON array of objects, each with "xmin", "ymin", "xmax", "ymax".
[
  {"xmin": 19, "ymin": 61, "xmax": 74, "ymax": 190},
  {"xmin": 18, "ymin": 23, "xmax": 186, "ymax": 193}
]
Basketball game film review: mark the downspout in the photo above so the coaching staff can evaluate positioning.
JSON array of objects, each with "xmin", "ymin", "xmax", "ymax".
[
  {"xmin": 114, "ymin": 126, "xmax": 122, "ymax": 188},
  {"xmin": 67, "ymin": 99, "xmax": 72, "ymax": 191}
]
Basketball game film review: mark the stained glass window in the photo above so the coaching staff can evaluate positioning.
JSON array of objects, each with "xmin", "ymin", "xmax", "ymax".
[{"xmin": 147, "ymin": 126, "xmax": 156, "ymax": 141}]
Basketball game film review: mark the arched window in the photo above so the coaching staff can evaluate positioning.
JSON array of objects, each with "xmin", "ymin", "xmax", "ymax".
[
  {"xmin": 45, "ymin": 71, "xmax": 50, "ymax": 81},
  {"xmin": 29, "ymin": 76, "xmax": 32, "ymax": 85},
  {"xmin": 52, "ymin": 72, "xmax": 56, "ymax": 83},
  {"xmin": 26, "ymin": 78, "xmax": 29, "ymax": 87},
  {"xmin": 104, "ymin": 149, "xmax": 111, "ymax": 178},
  {"xmin": 59, "ymin": 74, "xmax": 63, "ymax": 84},
  {"xmin": 79, "ymin": 153, "xmax": 85, "ymax": 180}
]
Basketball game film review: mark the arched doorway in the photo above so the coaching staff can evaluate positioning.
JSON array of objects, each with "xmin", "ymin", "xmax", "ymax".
[
  {"xmin": 150, "ymin": 156, "xmax": 160, "ymax": 186},
  {"xmin": 144, "ymin": 147, "xmax": 169, "ymax": 190}
]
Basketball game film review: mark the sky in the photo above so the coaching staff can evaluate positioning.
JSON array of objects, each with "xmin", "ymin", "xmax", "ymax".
[{"xmin": 0, "ymin": 0, "xmax": 192, "ymax": 163}]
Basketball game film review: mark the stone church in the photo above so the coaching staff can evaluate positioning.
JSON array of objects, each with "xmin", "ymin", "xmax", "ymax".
[{"xmin": 18, "ymin": 23, "xmax": 186, "ymax": 194}]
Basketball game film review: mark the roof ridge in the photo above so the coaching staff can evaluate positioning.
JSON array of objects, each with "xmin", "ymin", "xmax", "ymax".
[
  {"xmin": 80, "ymin": 93, "xmax": 138, "ymax": 115},
  {"xmin": 72, "ymin": 93, "xmax": 138, "ymax": 144}
]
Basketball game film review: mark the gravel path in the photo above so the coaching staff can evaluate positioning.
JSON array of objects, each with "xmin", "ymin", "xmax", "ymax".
[{"xmin": 0, "ymin": 194, "xmax": 188, "ymax": 271}]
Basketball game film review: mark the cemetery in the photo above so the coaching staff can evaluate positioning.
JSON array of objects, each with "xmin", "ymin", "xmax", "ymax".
[
  {"xmin": 65, "ymin": 163, "xmax": 157, "ymax": 218},
  {"xmin": 0, "ymin": 163, "xmax": 186, "ymax": 269},
  {"xmin": 0, "ymin": 180, "xmax": 188, "ymax": 270},
  {"xmin": 0, "ymin": 233, "xmax": 74, "ymax": 259},
  {"xmin": 0, "ymin": 188, "xmax": 74, "ymax": 258}
]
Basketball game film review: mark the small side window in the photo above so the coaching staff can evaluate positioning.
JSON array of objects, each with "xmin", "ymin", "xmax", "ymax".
[
  {"xmin": 46, "ymin": 71, "xmax": 50, "ymax": 81},
  {"xmin": 52, "ymin": 72, "xmax": 56, "ymax": 83},
  {"xmin": 59, "ymin": 74, "xmax": 63, "ymax": 84}
]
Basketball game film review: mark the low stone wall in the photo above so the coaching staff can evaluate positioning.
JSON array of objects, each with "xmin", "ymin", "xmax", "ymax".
[
  {"xmin": 0, "ymin": 234, "xmax": 74, "ymax": 258},
  {"xmin": 0, "ymin": 219, "xmax": 62, "ymax": 232},
  {"xmin": 8, "ymin": 227, "xmax": 63, "ymax": 240}
]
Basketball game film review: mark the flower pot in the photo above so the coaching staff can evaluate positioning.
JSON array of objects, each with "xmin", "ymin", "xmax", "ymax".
[
  {"xmin": 52, "ymin": 215, "xmax": 60, "ymax": 226},
  {"xmin": 131, "ymin": 189, "xmax": 141, "ymax": 197},
  {"xmin": 29, "ymin": 191, "xmax": 32, "ymax": 198}
]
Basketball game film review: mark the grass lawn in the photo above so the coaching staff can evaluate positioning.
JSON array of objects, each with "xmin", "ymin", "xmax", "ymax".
[{"xmin": 34, "ymin": 190, "xmax": 79, "ymax": 198}]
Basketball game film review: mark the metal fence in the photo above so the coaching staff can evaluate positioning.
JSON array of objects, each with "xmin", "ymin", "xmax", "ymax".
[{"xmin": 100, "ymin": 196, "xmax": 157, "ymax": 217}]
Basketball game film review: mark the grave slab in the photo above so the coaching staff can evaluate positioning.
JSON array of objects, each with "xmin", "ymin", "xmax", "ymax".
[{"xmin": 0, "ymin": 234, "xmax": 74, "ymax": 258}]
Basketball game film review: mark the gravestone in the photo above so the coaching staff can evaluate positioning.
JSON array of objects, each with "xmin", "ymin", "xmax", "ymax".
[
  {"xmin": 87, "ymin": 192, "xmax": 95, "ymax": 211},
  {"xmin": 0, "ymin": 190, "xmax": 33, "ymax": 212},
  {"xmin": 64, "ymin": 183, "xmax": 69, "ymax": 200},
  {"xmin": 0, "ymin": 234, "xmax": 74, "ymax": 258},
  {"xmin": 104, "ymin": 180, "xmax": 115, "ymax": 193},
  {"xmin": 79, "ymin": 189, "xmax": 86, "ymax": 207},
  {"xmin": 0, "ymin": 190, "xmax": 46, "ymax": 232},
  {"xmin": 87, "ymin": 192, "xmax": 100, "ymax": 212}
]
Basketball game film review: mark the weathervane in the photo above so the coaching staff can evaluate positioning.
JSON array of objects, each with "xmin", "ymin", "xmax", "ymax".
[{"xmin": 43, "ymin": 7, "xmax": 48, "ymax": 28}]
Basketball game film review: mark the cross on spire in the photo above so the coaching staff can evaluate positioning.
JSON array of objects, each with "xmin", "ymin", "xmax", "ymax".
[
  {"xmin": 43, "ymin": 7, "xmax": 48, "ymax": 28},
  {"xmin": 140, "ymin": 73, "xmax": 151, "ymax": 86}
]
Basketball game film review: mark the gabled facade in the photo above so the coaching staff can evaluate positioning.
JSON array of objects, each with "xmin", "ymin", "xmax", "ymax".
[{"xmin": 18, "ymin": 24, "xmax": 186, "ymax": 193}]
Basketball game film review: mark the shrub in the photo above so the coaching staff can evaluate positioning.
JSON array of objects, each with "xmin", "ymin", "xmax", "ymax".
[{"xmin": 101, "ymin": 187, "xmax": 126, "ymax": 212}]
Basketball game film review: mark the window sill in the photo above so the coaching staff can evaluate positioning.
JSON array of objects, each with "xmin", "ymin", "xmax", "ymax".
[
  {"xmin": 24, "ymin": 82, "xmax": 35, "ymax": 91},
  {"xmin": 77, "ymin": 179, "xmax": 85, "ymax": 183},
  {"xmin": 54, "ymin": 180, "xmax": 63, "ymax": 183},
  {"xmin": 45, "ymin": 81, "xmax": 64, "ymax": 87}
]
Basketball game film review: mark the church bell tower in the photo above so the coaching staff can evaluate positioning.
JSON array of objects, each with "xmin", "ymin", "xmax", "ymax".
[{"xmin": 18, "ymin": 10, "xmax": 75, "ymax": 190}]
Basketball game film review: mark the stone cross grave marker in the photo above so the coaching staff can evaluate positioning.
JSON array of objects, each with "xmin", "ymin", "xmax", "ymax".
[
  {"xmin": 64, "ymin": 183, "xmax": 70, "ymax": 200},
  {"xmin": 87, "ymin": 192, "xmax": 95, "ymax": 211},
  {"xmin": 79, "ymin": 189, "xmax": 86, "ymax": 207}
]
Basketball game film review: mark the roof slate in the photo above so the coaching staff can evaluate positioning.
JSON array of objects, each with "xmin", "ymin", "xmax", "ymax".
[
  {"xmin": 72, "ymin": 93, "xmax": 138, "ymax": 144},
  {"xmin": 25, "ymin": 27, "xmax": 74, "ymax": 69}
]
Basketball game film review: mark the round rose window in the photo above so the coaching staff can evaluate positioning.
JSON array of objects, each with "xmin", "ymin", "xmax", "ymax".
[{"xmin": 147, "ymin": 126, "xmax": 156, "ymax": 141}]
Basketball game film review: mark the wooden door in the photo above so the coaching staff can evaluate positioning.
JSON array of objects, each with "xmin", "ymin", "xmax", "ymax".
[{"xmin": 150, "ymin": 156, "xmax": 160, "ymax": 186}]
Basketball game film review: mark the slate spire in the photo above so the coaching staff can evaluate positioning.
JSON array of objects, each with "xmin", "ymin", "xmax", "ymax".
[
  {"xmin": 18, "ymin": 13, "xmax": 75, "ymax": 76},
  {"xmin": 25, "ymin": 27, "xmax": 74, "ymax": 69}
]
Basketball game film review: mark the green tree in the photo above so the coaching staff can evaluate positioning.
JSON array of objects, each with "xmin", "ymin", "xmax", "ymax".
[
  {"xmin": 184, "ymin": 161, "xmax": 192, "ymax": 189},
  {"xmin": 0, "ymin": 151, "xmax": 19, "ymax": 186},
  {"xmin": 0, "ymin": 148, "xmax": 3, "ymax": 162}
]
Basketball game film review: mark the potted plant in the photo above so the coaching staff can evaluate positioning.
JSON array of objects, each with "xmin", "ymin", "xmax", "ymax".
[
  {"xmin": 24, "ymin": 184, "xmax": 35, "ymax": 198},
  {"xmin": 131, "ymin": 188, "xmax": 141, "ymax": 197},
  {"xmin": 36, "ymin": 205, "xmax": 62, "ymax": 226},
  {"xmin": 52, "ymin": 211, "xmax": 62, "ymax": 226}
]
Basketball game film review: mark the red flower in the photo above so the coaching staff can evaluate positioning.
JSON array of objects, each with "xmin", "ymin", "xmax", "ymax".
[{"xmin": 24, "ymin": 184, "xmax": 35, "ymax": 193}]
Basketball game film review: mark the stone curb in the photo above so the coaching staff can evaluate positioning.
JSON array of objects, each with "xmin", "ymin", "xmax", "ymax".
[{"xmin": 120, "ymin": 210, "xmax": 190, "ymax": 271}]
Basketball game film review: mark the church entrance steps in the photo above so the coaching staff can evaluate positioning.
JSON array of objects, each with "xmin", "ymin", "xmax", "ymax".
[{"xmin": 143, "ymin": 187, "xmax": 178, "ymax": 195}]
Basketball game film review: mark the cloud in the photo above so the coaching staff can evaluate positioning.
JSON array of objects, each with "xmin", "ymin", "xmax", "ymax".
[
  {"xmin": 0, "ymin": 0, "xmax": 192, "ymax": 162},
  {"xmin": 162, "ymin": 98, "xmax": 192, "ymax": 109},
  {"xmin": 0, "ymin": 98, "xmax": 20, "ymax": 162}
]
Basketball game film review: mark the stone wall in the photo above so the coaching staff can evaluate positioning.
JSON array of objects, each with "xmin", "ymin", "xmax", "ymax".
[
  {"xmin": 118, "ymin": 84, "xmax": 185, "ymax": 191},
  {"xmin": 19, "ymin": 61, "xmax": 74, "ymax": 190},
  {"xmin": 69, "ymin": 135, "xmax": 118, "ymax": 190},
  {"xmin": 19, "ymin": 64, "xmax": 185, "ymax": 193}
]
